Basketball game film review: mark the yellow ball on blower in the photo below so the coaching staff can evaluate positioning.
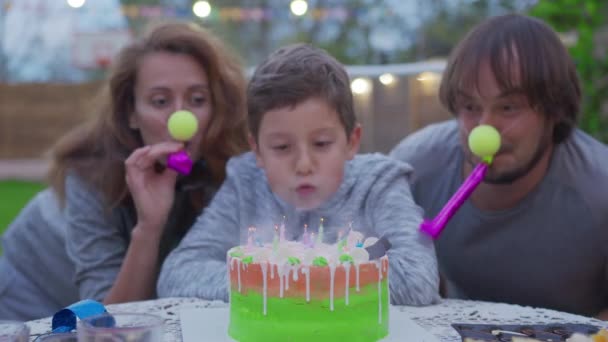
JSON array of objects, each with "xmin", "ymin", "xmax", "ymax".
[
  {"xmin": 167, "ymin": 110, "xmax": 198, "ymax": 141},
  {"xmin": 468, "ymin": 125, "xmax": 501, "ymax": 163}
]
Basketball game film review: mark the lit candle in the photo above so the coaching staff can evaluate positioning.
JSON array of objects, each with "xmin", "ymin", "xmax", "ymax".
[
  {"xmin": 280, "ymin": 216, "xmax": 286, "ymax": 242},
  {"xmin": 316, "ymin": 218, "xmax": 324, "ymax": 245},
  {"xmin": 303, "ymin": 224, "xmax": 309, "ymax": 246},
  {"xmin": 272, "ymin": 225, "xmax": 279, "ymax": 252},
  {"xmin": 247, "ymin": 226, "xmax": 256, "ymax": 249},
  {"xmin": 337, "ymin": 230, "xmax": 344, "ymax": 252}
]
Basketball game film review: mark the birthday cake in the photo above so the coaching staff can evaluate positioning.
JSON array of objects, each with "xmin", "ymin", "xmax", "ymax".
[{"xmin": 227, "ymin": 230, "xmax": 389, "ymax": 342}]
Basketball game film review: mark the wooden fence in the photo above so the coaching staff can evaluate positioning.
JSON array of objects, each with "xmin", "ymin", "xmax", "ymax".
[{"xmin": 0, "ymin": 82, "xmax": 103, "ymax": 158}]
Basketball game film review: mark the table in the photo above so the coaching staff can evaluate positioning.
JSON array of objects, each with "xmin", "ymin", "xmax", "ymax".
[{"xmin": 27, "ymin": 298, "xmax": 607, "ymax": 341}]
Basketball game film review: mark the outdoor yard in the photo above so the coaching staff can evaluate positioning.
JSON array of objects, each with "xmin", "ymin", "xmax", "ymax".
[{"xmin": 0, "ymin": 180, "xmax": 45, "ymax": 253}]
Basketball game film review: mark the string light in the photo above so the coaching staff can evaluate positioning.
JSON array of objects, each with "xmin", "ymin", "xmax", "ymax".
[
  {"xmin": 290, "ymin": 0, "xmax": 308, "ymax": 16},
  {"xmin": 351, "ymin": 77, "xmax": 372, "ymax": 95},
  {"xmin": 66, "ymin": 0, "xmax": 85, "ymax": 8},
  {"xmin": 193, "ymin": 1, "xmax": 211, "ymax": 18},
  {"xmin": 379, "ymin": 73, "xmax": 396, "ymax": 86}
]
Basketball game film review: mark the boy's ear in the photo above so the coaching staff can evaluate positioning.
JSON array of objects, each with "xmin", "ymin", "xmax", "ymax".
[
  {"xmin": 248, "ymin": 133, "xmax": 264, "ymax": 168},
  {"xmin": 346, "ymin": 124, "xmax": 362, "ymax": 160}
]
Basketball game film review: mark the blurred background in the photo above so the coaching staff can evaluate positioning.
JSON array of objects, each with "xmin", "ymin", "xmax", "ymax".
[{"xmin": 0, "ymin": 0, "xmax": 607, "ymax": 233}]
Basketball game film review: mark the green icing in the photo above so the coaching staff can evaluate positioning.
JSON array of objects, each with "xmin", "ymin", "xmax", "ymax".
[
  {"xmin": 241, "ymin": 256, "xmax": 253, "ymax": 264},
  {"xmin": 339, "ymin": 254, "xmax": 354, "ymax": 264},
  {"xmin": 287, "ymin": 257, "xmax": 301, "ymax": 265},
  {"xmin": 312, "ymin": 256, "xmax": 328, "ymax": 267},
  {"xmin": 229, "ymin": 249, "xmax": 244, "ymax": 258},
  {"xmin": 229, "ymin": 280, "xmax": 389, "ymax": 342}
]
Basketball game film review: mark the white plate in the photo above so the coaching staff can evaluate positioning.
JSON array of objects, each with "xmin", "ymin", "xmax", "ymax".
[{"xmin": 180, "ymin": 306, "xmax": 440, "ymax": 342}]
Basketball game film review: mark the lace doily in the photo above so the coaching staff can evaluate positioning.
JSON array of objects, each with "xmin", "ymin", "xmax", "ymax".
[{"xmin": 27, "ymin": 298, "xmax": 606, "ymax": 341}]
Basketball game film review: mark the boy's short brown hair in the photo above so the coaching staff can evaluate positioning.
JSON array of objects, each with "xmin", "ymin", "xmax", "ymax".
[
  {"xmin": 247, "ymin": 43, "xmax": 356, "ymax": 140},
  {"xmin": 439, "ymin": 14, "xmax": 581, "ymax": 144}
]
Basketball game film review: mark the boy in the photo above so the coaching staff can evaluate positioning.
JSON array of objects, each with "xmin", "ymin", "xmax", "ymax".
[{"xmin": 157, "ymin": 44, "xmax": 439, "ymax": 305}]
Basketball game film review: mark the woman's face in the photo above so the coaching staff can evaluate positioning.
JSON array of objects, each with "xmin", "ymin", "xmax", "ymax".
[{"xmin": 129, "ymin": 51, "xmax": 212, "ymax": 160}]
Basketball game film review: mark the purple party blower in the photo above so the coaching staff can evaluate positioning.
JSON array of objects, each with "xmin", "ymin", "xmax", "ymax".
[
  {"xmin": 167, "ymin": 150, "xmax": 193, "ymax": 175},
  {"xmin": 165, "ymin": 110, "xmax": 199, "ymax": 175},
  {"xmin": 420, "ymin": 124, "xmax": 500, "ymax": 239},
  {"xmin": 419, "ymin": 162, "xmax": 488, "ymax": 239}
]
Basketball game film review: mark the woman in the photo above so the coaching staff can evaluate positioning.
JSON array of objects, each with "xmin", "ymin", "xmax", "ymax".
[
  {"xmin": 54, "ymin": 22, "xmax": 249, "ymax": 304},
  {"xmin": 0, "ymin": 21, "xmax": 248, "ymax": 319}
]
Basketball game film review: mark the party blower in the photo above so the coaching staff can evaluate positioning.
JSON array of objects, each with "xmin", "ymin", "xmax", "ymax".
[
  {"xmin": 166, "ymin": 110, "xmax": 199, "ymax": 175},
  {"xmin": 419, "ymin": 125, "xmax": 501, "ymax": 239}
]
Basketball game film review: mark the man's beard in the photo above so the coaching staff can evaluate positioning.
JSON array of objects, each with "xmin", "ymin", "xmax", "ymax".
[{"xmin": 466, "ymin": 130, "xmax": 552, "ymax": 185}]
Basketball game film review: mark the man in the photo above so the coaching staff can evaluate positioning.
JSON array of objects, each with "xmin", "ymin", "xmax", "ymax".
[{"xmin": 390, "ymin": 14, "xmax": 608, "ymax": 318}]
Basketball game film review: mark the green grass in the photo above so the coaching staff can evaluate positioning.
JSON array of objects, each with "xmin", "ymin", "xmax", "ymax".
[{"xmin": 0, "ymin": 180, "xmax": 46, "ymax": 254}]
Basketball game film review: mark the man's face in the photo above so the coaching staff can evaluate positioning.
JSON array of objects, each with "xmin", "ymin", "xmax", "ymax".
[
  {"xmin": 250, "ymin": 97, "xmax": 361, "ymax": 211},
  {"xmin": 455, "ymin": 62, "xmax": 554, "ymax": 184}
]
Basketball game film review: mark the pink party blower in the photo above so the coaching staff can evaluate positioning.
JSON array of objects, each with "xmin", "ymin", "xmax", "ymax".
[
  {"xmin": 166, "ymin": 110, "xmax": 199, "ymax": 175},
  {"xmin": 420, "ymin": 125, "xmax": 501, "ymax": 239}
]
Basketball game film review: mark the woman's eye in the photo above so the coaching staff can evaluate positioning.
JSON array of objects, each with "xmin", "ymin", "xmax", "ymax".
[
  {"xmin": 190, "ymin": 95, "xmax": 206, "ymax": 106},
  {"xmin": 151, "ymin": 97, "xmax": 168, "ymax": 107}
]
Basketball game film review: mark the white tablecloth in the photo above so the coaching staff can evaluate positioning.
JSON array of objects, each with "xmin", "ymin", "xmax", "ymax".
[{"xmin": 27, "ymin": 297, "xmax": 607, "ymax": 341}]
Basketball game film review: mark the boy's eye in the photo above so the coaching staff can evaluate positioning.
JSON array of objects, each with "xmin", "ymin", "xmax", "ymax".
[
  {"xmin": 314, "ymin": 141, "xmax": 333, "ymax": 148},
  {"xmin": 272, "ymin": 144, "xmax": 290, "ymax": 151}
]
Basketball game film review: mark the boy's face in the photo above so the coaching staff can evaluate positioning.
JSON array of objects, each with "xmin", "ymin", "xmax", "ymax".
[{"xmin": 250, "ymin": 97, "xmax": 361, "ymax": 211}]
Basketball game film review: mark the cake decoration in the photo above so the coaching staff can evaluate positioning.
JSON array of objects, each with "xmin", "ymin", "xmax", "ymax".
[{"xmin": 227, "ymin": 223, "xmax": 390, "ymax": 342}]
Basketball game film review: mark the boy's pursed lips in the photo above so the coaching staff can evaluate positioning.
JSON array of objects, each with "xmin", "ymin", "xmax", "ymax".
[{"xmin": 295, "ymin": 183, "xmax": 316, "ymax": 196}]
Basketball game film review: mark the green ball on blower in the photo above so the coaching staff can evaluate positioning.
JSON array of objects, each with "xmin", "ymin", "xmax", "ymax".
[
  {"xmin": 166, "ymin": 110, "xmax": 199, "ymax": 175},
  {"xmin": 468, "ymin": 124, "xmax": 501, "ymax": 164},
  {"xmin": 168, "ymin": 110, "xmax": 199, "ymax": 142}
]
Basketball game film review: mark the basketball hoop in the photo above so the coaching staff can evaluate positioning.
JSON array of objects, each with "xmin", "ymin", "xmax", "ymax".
[
  {"xmin": 72, "ymin": 30, "xmax": 132, "ymax": 70},
  {"xmin": 96, "ymin": 56, "xmax": 111, "ymax": 69}
]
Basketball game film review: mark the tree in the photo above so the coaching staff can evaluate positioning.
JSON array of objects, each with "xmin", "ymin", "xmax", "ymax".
[{"xmin": 530, "ymin": 0, "xmax": 608, "ymax": 142}]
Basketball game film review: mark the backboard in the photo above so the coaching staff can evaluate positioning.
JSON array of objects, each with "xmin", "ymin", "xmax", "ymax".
[{"xmin": 72, "ymin": 30, "xmax": 132, "ymax": 69}]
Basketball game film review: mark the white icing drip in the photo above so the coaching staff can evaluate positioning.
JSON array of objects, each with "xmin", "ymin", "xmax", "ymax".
[
  {"xmin": 241, "ymin": 263, "xmax": 248, "ymax": 292},
  {"xmin": 292, "ymin": 265, "xmax": 299, "ymax": 281},
  {"xmin": 278, "ymin": 264, "xmax": 285, "ymax": 298},
  {"xmin": 301, "ymin": 267, "xmax": 310, "ymax": 302},
  {"xmin": 355, "ymin": 263, "xmax": 360, "ymax": 292},
  {"xmin": 261, "ymin": 262, "xmax": 268, "ymax": 316},
  {"xmin": 227, "ymin": 255, "xmax": 232, "ymax": 303},
  {"xmin": 284, "ymin": 266, "xmax": 290, "ymax": 291},
  {"xmin": 329, "ymin": 263, "xmax": 336, "ymax": 311},
  {"xmin": 270, "ymin": 263, "xmax": 275, "ymax": 279},
  {"xmin": 343, "ymin": 263, "xmax": 351, "ymax": 305},
  {"xmin": 375, "ymin": 260, "xmax": 382, "ymax": 324},
  {"xmin": 236, "ymin": 259, "xmax": 242, "ymax": 292}
]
